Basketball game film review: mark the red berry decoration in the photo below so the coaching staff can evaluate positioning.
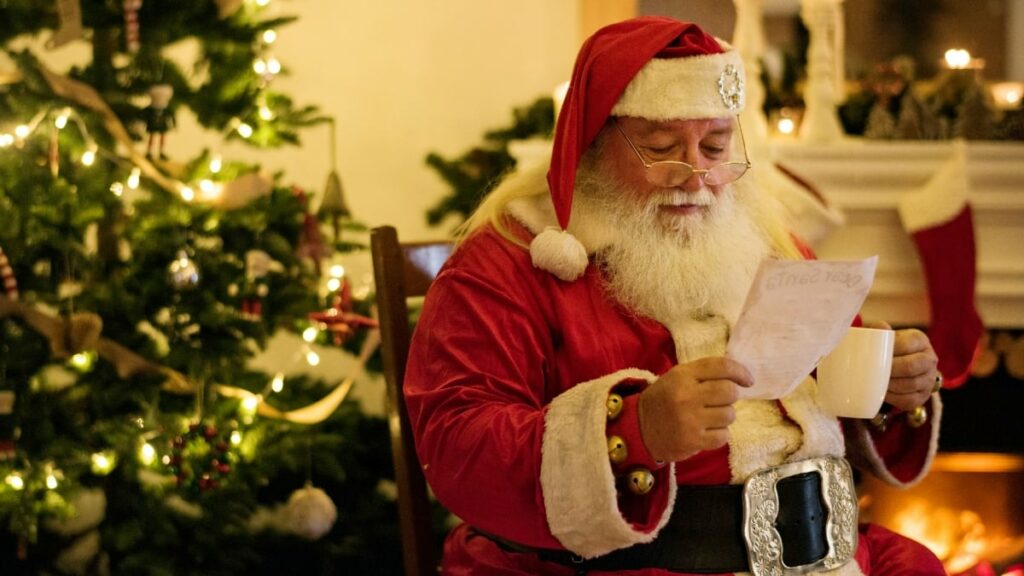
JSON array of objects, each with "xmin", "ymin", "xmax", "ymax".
[{"xmin": 166, "ymin": 420, "xmax": 236, "ymax": 495}]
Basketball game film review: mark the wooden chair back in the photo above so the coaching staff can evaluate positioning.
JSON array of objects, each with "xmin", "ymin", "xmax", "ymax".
[{"xmin": 370, "ymin": 225, "xmax": 453, "ymax": 576}]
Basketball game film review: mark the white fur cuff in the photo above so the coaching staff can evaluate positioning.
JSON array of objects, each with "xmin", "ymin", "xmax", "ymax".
[{"xmin": 540, "ymin": 368, "xmax": 672, "ymax": 558}]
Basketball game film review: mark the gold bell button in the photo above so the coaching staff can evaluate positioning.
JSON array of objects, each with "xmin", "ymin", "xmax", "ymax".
[
  {"xmin": 627, "ymin": 468, "xmax": 655, "ymax": 495},
  {"xmin": 606, "ymin": 393, "xmax": 624, "ymax": 420},
  {"xmin": 907, "ymin": 405, "xmax": 928, "ymax": 428},
  {"xmin": 869, "ymin": 411, "xmax": 889, "ymax": 432},
  {"xmin": 608, "ymin": 435, "xmax": 628, "ymax": 464}
]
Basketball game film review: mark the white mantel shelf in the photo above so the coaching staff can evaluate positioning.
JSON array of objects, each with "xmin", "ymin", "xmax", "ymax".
[{"xmin": 771, "ymin": 138, "xmax": 1024, "ymax": 328}]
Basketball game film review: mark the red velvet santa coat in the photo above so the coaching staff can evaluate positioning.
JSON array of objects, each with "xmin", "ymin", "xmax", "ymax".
[{"xmin": 405, "ymin": 201, "xmax": 943, "ymax": 575}]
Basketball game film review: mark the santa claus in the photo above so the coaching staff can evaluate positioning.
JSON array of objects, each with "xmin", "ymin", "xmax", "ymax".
[{"xmin": 405, "ymin": 16, "xmax": 945, "ymax": 575}]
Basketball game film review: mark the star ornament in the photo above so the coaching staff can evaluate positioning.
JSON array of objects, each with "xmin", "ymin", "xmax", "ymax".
[{"xmin": 307, "ymin": 280, "xmax": 378, "ymax": 345}]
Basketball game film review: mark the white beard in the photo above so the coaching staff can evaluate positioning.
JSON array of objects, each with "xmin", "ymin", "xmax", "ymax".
[{"xmin": 572, "ymin": 166, "xmax": 771, "ymax": 328}]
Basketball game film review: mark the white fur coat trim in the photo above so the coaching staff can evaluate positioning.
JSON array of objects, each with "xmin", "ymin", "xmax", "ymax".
[
  {"xmin": 725, "ymin": 377, "xmax": 846, "ymax": 481},
  {"xmin": 541, "ymin": 368, "xmax": 676, "ymax": 558},
  {"xmin": 845, "ymin": 393, "xmax": 942, "ymax": 488},
  {"xmin": 611, "ymin": 49, "xmax": 746, "ymax": 121},
  {"xmin": 662, "ymin": 319, "xmax": 846, "ymax": 479}
]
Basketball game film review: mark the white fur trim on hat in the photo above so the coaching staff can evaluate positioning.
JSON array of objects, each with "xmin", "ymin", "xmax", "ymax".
[
  {"xmin": 612, "ymin": 49, "xmax": 746, "ymax": 120},
  {"xmin": 530, "ymin": 227, "xmax": 589, "ymax": 282},
  {"xmin": 540, "ymin": 368, "xmax": 675, "ymax": 558}
]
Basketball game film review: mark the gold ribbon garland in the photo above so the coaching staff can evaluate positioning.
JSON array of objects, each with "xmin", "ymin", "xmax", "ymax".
[{"xmin": 0, "ymin": 295, "xmax": 370, "ymax": 424}]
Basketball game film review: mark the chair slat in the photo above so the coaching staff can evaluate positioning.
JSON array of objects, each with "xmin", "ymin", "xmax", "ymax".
[{"xmin": 371, "ymin": 226, "xmax": 452, "ymax": 576}]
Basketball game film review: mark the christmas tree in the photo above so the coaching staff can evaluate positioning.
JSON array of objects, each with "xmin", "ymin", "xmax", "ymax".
[{"xmin": 0, "ymin": 1, "xmax": 403, "ymax": 573}]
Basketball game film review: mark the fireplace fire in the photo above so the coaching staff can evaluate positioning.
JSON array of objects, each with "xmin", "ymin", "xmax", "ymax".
[{"xmin": 858, "ymin": 453, "xmax": 1024, "ymax": 575}]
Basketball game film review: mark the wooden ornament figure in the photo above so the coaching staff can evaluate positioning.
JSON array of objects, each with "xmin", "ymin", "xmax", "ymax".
[{"xmin": 145, "ymin": 84, "xmax": 175, "ymax": 160}]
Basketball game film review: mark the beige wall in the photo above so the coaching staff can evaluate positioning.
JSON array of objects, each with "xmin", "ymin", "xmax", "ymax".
[
  {"xmin": 580, "ymin": 0, "xmax": 638, "ymax": 41},
  {"xmin": 226, "ymin": 1, "xmax": 580, "ymax": 242}
]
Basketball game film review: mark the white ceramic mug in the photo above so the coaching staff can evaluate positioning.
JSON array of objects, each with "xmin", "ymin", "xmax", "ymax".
[{"xmin": 816, "ymin": 327, "xmax": 895, "ymax": 418}]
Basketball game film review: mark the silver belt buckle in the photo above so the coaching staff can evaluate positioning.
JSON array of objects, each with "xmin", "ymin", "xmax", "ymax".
[{"xmin": 741, "ymin": 456, "xmax": 858, "ymax": 576}]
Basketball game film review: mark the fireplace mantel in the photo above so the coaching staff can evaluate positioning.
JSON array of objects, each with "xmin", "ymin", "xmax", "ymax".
[{"xmin": 772, "ymin": 138, "xmax": 1024, "ymax": 329}]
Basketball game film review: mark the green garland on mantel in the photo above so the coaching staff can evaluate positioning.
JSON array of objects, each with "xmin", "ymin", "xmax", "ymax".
[{"xmin": 424, "ymin": 97, "xmax": 555, "ymax": 228}]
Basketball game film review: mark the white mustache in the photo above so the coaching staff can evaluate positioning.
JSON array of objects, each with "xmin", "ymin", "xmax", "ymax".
[{"xmin": 651, "ymin": 189, "xmax": 715, "ymax": 208}]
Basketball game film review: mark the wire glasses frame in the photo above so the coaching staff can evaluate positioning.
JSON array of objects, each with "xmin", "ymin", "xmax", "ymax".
[{"xmin": 614, "ymin": 118, "xmax": 752, "ymax": 188}]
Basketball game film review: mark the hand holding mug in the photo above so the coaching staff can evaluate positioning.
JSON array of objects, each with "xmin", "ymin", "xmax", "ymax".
[{"xmin": 873, "ymin": 322, "xmax": 940, "ymax": 412}]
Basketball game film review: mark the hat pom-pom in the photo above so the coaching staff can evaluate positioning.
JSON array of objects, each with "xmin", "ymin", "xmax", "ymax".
[{"xmin": 530, "ymin": 227, "xmax": 588, "ymax": 282}]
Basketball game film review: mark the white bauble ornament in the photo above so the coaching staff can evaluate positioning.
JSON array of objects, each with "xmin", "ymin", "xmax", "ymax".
[
  {"xmin": 168, "ymin": 250, "xmax": 200, "ymax": 289},
  {"xmin": 284, "ymin": 485, "xmax": 337, "ymax": 540}
]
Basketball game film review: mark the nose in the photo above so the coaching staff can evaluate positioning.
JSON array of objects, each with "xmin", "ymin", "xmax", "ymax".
[
  {"xmin": 680, "ymin": 169, "xmax": 705, "ymax": 192},
  {"xmin": 679, "ymin": 144, "xmax": 705, "ymax": 192}
]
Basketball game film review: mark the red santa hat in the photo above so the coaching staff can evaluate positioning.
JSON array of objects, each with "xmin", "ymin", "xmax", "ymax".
[{"xmin": 532, "ymin": 16, "xmax": 746, "ymax": 281}]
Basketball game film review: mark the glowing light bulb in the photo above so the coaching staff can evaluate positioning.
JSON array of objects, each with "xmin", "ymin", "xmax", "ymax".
[
  {"xmin": 326, "ymin": 277, "xmax": 341, "ymax": 292},
  {"xmin": 241, "ymin": 395, "xmax": 260, "ymax": 417},
  {"xmin": 944, "ymin": 48, "xmax": 972, "ymax": 69},
  {"xmin": 198, "ymin": 179, "xmax": 221, "ymax": 201},
  {"xmin": 139, "ymin": 442, "xmax": 157, "ymax": 466},
  {"xmin": 271, "ymin": 373, "xmax": 284, "ymax": 393},
  {"xmin": 266, "ymin": 58, "xmax": 281, "ymax": 75},
  {"xmin": 54, "ymin": 110, "xmax": 70, "ymax": 129},
  {"xmin": 259, "ymin": 106, "xmax": 274, "ymax": 121},
  {"xmin": 262, "ymin": 29, "xmax": 277, "ymax": 44},
  {"xmin": 91, "ymin": 451, "xmax": 117, "ymax": 475},
  {"xmin": 329, "ymin": 264, "xmax": 345, "ymax": 278},
  {"xmin": 256, "ymin": 0, "xmax": 270, "ymax": 7},
  {"xmin": 0, "ymin": 134, "xmax": 14, "ymax": 147},
  {"xmin": 15, "ymin": 125, "xmax": 30, "ymax": 138},
  {"xmin": 253, "ymin": 59, "xmax": 267, "ymax": 75},
  {"xmin": 110, "ymin": 182, "xmax": 125, "ymax": 197},
  {"xmin": 237, "ymin": 123, "xmax": 254, "ymax": 138},
  {"xmin": 5, "ymin": 473, "xmax": 24, "ymax": 490},
  {"xmin": 306, "ymin": 349, "xmax": 321, "ymax": 366},
  {"xmin": 302, "ymin": 326, "xmax": 319, "ymax": 343},
  {"xmin": 180, "ymin": 186, "xmax": 195, "ymax": 202},
  {"xmin": 46, "ymin": 474, "xmax": 58, "ymax": 490},
  {"xmin": 81, "ymin": 149, "xmax": 96, "ymax": 166},
  {"xmin": 778, "ymin": 118, "xmax": 796, "ymax": 135},
  {"xmin": 209, "ymin": 154, "xmax": 223, "ymax": 173},
  {"xmin": 127, "ymin": 167, "xmax": 141, "ymax": 189},
  {"xmin": 230, "ymin": 430, "xmax": 243, "ymax": 446},
  {"xmin": 70, "ymin": 351, "xmax": 95, "ymax": 371}
]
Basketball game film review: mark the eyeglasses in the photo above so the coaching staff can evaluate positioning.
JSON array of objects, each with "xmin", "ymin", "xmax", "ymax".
[{"xmin": 613, "ymin": 118, "xmax": 751, "ymax": 188}]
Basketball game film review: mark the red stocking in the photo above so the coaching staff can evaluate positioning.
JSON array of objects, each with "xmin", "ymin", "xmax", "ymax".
[{"xmin": 898, "ymin": 143, "xmax": 983, "ymax": 388}]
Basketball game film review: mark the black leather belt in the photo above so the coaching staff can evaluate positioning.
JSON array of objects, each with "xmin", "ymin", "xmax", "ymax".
[{"xmin": 477, "ymin": 471, "xmax": 831, "ymax": 574}]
